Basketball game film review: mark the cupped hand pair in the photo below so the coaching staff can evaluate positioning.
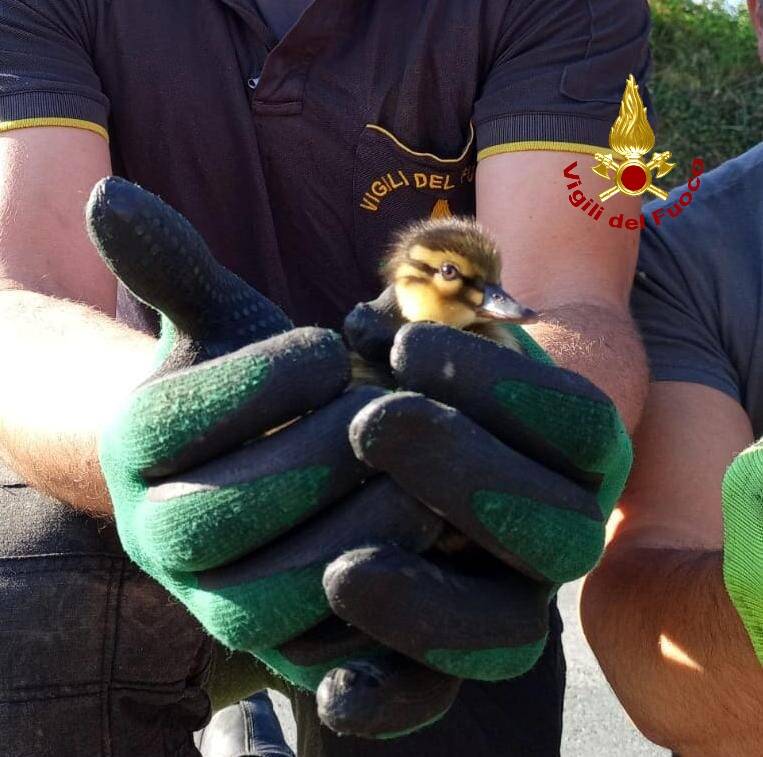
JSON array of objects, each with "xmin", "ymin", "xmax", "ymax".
[{"xmin": 92, "ymin": 178, "xmax": 632, "ymax": 738}]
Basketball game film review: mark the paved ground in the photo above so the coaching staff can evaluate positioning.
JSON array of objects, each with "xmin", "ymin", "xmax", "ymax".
[
  {"xmin": 269, "ymin": 580, "xmax": 669, "ymax": 756},
  {"xmin": 556, "ymin": 581, "xmax": 667, "ymax": 756}
]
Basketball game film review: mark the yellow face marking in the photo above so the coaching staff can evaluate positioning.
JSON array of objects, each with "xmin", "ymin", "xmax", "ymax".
[
  {"xmin": 391, "ymin": 244, "xmax": 491, "ymax": 329},
  {"xmin": 464, "ymin": 286, "xmax": 483, "ymax": 307},
  {"xmin": 394, "ymin": 280, "xmax": 477, "ymax": 328},
  {"xmin": 433, "ymin": 277, "xmax": 462, "ymax": 297}
]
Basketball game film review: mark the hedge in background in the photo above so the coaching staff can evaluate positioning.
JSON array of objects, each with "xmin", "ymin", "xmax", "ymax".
[{"xmin": 650, "ymin": 0, "xmax": 762, "ymax": 187}]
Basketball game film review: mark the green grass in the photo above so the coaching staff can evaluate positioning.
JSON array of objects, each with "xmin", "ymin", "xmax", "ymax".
[{"xmin": 650, "ymin": 0, "xmax": 762, "ymax": 187}]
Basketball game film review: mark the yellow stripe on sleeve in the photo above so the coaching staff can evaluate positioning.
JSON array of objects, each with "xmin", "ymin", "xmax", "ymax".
[
  {"xmin": 0, "ymin": 117, "xmax": 108, "ymax": 142},
  {"xmin": 477, "ymin": 141, "xmax": 606, "ymax": 162}
]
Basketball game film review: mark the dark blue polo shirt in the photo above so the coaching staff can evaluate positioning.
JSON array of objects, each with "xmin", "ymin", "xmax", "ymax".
[
  {"xmin": 633, "ymin": 144, "xmax": 763, "ymax": 429},
  {"xmin": 0, "ymin": 2, "xmax": 652, "ymax": 754},
  {"xmin": 0, "ymin": 0, "xmax": 651, "ymax": 334}
]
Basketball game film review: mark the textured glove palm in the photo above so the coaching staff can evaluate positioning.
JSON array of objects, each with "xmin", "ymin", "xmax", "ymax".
[{"xmin": 721, "ymin": 441, "xmax": 763, "ymax": 663}]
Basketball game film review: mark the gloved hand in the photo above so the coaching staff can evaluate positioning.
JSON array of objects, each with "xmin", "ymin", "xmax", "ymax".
[
  {"xmin": 323, "ymin": 292, "xmax": 632, "ymax": 692},
  {"xmin": 90, "ymin": 178, "xmax": 447, "ymax": 700},
  {"xmin": 721, "ymin": 441, "xmax": 763, "ymax": 663}
]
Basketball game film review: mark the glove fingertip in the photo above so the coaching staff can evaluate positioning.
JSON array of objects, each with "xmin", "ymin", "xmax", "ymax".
[
  {"xmin": 87, "ymin": 177, "xmax": 291, "ymax": 345},
  {"xmin": 317, "ymin": 655, "xmax": 460, "ymax": 739},
  {"xmin": 343, "ymin": 287, "xmax": 402, "ymax": 363},
  {"xmin": 348, "ymin": 391, "xmax": 437, "ymax": 464}
]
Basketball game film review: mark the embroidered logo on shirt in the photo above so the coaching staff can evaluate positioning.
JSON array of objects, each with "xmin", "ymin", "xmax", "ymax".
[
  {"xmin": 359, "ymin": 167, "xmax": 475, "ymax": 213},
  {"xmin": 591, "ymin": 75, "xmax": 675, "ymax": 202}
]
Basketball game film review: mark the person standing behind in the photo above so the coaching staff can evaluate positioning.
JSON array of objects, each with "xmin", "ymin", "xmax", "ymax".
[{"xmin": 581, "ymin": 3, "xmax": 763, "ymax": 754}]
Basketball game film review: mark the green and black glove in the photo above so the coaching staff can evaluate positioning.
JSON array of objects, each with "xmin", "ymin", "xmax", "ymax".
[
  {"xmin": 318, "ymin": 293, "xmax": 632, "ymax": 719},
  {"xmin": 91, "ymin": 178, "xmax": 445, "ymax": 700},
  {"xmin": 721, "ymin": 441, "xmax": 763, "ymax": 663}
]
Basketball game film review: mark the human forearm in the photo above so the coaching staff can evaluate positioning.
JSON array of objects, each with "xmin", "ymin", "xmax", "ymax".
[
  {"xmin": 525, "ymin": 303, "xmax": 647, "ymax": 432},
  {"xmin": 477, "ymin": 152, "xmax": 648, "ymax": 432},
  {"xmin": 581, "ymin": 543, "xmax": 763, "ymax": 755},
  {"xmin": 0, "ymin": 286, "xmax": 155, "ymax": 513}
]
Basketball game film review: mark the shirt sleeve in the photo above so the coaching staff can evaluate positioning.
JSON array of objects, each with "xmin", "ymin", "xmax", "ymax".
[
  {"xmin": 474, "ymin": 0, "xmax": 652, "ymax": 161},
  {"xmin": 0, "ymin": 0, "xmax": 108, "ymax": 140},
  {"xmin": 631, "ymin": 206, "xmax": 741, "ymax": 404}
]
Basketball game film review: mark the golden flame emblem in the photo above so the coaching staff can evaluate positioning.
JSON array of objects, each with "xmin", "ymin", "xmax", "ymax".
[
  {"xmin": 592, "ymin": 75, "xmax": 675, "ymax": 201},
  {"xmin": 430, "ymin": 198, "xmax": 453, "ymax": 219}
]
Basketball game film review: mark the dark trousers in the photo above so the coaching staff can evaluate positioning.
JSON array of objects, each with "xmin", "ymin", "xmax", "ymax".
[{"xmin": 0, "ymin": 463, "xmax": 212, "ymax": 757}]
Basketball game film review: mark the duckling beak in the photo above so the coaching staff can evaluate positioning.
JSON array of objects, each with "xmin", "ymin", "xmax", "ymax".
[{"xmin": 476, "ymin": 284, "xmax": 538, "ymax": 323}]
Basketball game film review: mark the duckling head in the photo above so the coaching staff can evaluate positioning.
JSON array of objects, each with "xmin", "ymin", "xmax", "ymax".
[{"xmin": 383, "ymin": 217, "xmax": 537, "ymax": 329}]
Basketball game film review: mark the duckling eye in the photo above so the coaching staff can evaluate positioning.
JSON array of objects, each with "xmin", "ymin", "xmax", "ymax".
[{"xmin": 440, "ymin": 263, "xmax": 460, "ymax": 281}]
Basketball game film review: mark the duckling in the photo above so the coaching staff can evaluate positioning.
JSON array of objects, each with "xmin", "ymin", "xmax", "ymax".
[
  {"xmin": 350, "ymin": 216, "xmax": 538, "ymax": 554},
  {"xmin": 384, "ymin": 217, "xmax": 536, "ymax": 340},
  {"xmin": 350, "ymin": 216, "xmax": 537, "ymax": 386}
]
